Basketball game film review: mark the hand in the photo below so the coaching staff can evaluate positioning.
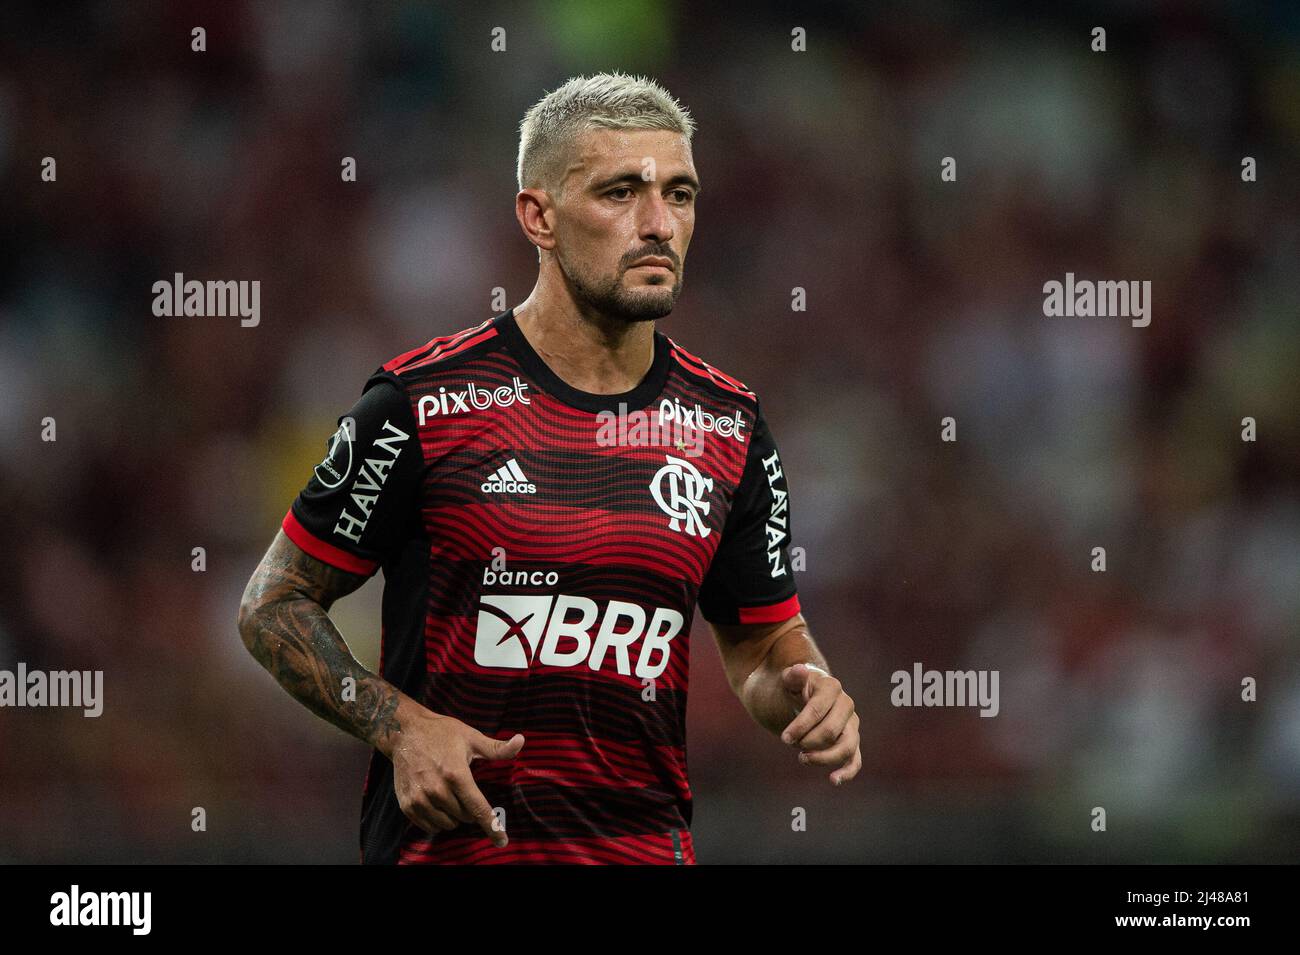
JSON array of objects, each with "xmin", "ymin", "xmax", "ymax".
[
  {"xmin": 388, "ymin": 701, "xmax": 525, "ymax": 847},
  {"xmin": 780, "ymin": 663, "xmax": 861, "ymax": 786}
]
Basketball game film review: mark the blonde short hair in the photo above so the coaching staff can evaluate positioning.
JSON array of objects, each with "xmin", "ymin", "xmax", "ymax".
[{"xmin": 517, "ymin": 71, "xmax": 696, "ymax": 195}]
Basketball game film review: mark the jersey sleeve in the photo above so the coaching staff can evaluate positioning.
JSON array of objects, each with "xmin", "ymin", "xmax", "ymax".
[
  {"xmin": 280, "ymin": 370, "xmax": 422, "ymax": 578},
  {"xmin": 697, "ymin": 401, "xmax": 801, "ymax": 625}
]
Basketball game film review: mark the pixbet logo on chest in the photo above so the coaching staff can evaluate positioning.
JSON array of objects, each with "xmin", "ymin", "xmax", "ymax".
[
  {"xmin": 474, "ymin": 590, "xmax": 683, "ymax": 679},
  {"xmin": 658, "ymin": 396, "xmax": 746, "ymax": 442}
]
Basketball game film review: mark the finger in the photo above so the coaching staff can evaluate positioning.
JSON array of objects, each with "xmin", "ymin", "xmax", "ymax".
[
  {"xmin": 779, "ymin": 662, "xmax": 827, "ymax": 700},
  {"xmin": 400, "ymin": 803, "xmax": 438, "ymax": 837},
  {"xmin": 780, "ymin": 677, "xmax": 840, "ymax": 745},
  {"xmin": 448, "ymin": 772, "xmax": 508, "ymax": 848},
  {"xmin": 829, "ymin": 745, "xmax": 862, "ymax": 786},
  {"xmin": 409, "ymin": 771, "xmax": 476, "ymax": 825},
  {"xmin": 401, "ymin": 794, "xmax": 458, "ymax": 835},
  {"xmin": 430, "ymin": 786, "xmax": 477, "ymax": 826},
  {"xmin": 469, "ymin": 731, "xmax": 525, "ymax": 763},
  {"xmin": 794, "ymin": 694, "xmax": 855, "ymax": 751},
  {"xmin": 780, "ymin": 663, "xmax": 811, "ymax": 698},
  {"xmin": 799, "ymin": 715, "xmax": 858, "ymax": 767},
  {"xmin": 423, "ymin": 804, "xmax": 461, "ymax": 831},
  {"xmin": 781, "ymin": 686, "xmax": 835, "ymax": 745}
]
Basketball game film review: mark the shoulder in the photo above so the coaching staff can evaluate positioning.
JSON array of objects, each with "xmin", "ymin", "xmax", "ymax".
[
  {"xmin": 661, "ymin": 331, "xmax": 761, "ymax": 411},
  {"xmin": 376, "ymin": 315, "xmax": 508, "ymax": 386}
]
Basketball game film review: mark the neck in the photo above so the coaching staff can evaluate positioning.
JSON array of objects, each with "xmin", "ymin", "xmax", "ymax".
[{"xmin": 512, "ymin": 283, "xmax": 656, "ymax": 396}]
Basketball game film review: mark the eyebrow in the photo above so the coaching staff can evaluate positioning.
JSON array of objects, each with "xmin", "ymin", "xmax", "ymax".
[{"xmin": 592, "ymin": 171, "xmax": 702, "ymax": 195}]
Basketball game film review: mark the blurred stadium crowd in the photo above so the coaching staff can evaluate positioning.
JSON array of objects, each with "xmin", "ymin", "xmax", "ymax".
[{"xmin": 0, "ymin": 1, "xmax": 1297, "ymax": 862}]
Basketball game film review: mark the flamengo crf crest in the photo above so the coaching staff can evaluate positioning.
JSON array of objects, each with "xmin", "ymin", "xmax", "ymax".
[{"xmin": 650, "ymin": 454, "xmax": 713, "ymax": 537}]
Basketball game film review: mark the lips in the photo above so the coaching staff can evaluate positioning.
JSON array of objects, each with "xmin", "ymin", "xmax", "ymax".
[{"xmin": 630, "ymin": 257, "xmax": 674, "ymax": 271}]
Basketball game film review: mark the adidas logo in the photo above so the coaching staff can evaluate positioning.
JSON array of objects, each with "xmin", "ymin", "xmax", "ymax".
[{"xmin": 481, "ymin": 458, "xmax": 536, "ymax": 495}]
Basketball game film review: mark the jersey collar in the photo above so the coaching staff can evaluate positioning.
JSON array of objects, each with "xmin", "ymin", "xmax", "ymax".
[{"xmin": 494, "ymin": 307, "xmax": 671, "ymax": 414}]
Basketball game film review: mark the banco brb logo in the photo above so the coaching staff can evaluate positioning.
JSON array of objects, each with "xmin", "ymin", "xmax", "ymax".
[
  {"xmin": 650, "ymin": 454, "xmax": 713, "ymax": 537},
  {"xmin": 474, "ymin": 594, "xmax": 682, "ymax": 678}
]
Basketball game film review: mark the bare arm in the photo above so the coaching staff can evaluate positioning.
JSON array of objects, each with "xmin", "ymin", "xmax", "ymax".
[
  {"xmin": 236, "ymin": 529, "xmax": 525, "ymax": 844},
  {"xmin": 710, "ymin": 612, "xmax": 861, "ymax": 785},
  {"xmin": 710, "ymin": 613, "xmax": 826, "ymax": 735},
  {"xmin": 237, "ymin": 529, "xmax": 408, "ymax": 754}
]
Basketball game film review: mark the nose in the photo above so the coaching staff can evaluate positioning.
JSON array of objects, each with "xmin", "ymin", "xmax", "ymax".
[{"xmin": 637, "ymin": 192, "xmax": 674, "ymax": 244}]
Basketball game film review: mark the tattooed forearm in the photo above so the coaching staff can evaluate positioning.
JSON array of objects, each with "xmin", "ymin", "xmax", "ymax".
[{"xmin": 238, "ymin": 530, "xmax": 404, "ymax": 754}]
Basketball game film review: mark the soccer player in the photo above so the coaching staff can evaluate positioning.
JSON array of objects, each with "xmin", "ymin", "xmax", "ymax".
[{"xmin": 237, "ymin": 71, "xmax": 860, "ymax": 864}]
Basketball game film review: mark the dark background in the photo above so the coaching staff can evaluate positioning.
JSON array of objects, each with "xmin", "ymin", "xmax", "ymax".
[{"xmin": 1, "ymin": 0, "xmax": 1297, "ymax": 863}]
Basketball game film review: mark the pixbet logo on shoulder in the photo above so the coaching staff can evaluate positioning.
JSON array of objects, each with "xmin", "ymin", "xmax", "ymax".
[{"xmin": 417, "ymin": 377, "xmax": 531, "ymax": 424}]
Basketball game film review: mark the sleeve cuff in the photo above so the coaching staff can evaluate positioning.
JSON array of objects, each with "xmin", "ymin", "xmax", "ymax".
[
  {"xmin": 737, "ymin": 593, "xmax": 801, "ymax": 625},
  {"xmin": 281, "ymin": 508, "xmax": 379, "ymax": 577}
]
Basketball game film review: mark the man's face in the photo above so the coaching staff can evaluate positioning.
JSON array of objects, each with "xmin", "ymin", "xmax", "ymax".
[{"xmin": 549, "ymin": 127, "xmax": 699, "ymax": 322}]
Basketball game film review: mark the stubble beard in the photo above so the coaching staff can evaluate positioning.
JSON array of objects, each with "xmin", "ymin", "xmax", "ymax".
[{"xmin": 561, "ymin": 251, "xmax": 683, "ymax": 323}]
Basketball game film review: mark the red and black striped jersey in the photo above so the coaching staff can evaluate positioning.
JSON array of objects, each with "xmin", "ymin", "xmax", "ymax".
[{"xmin": 281, "ymin": 308, "xmax": 800, "ymax": 864}]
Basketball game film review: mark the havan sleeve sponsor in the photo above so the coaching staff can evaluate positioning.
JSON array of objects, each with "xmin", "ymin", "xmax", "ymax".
[
  {"xmin": 697, "ymin": 401, "xmax": 801, "ymax": 626},
  {"xmin": 281, "ymin": 371, "xmax": 423, "ymax": 577}
]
